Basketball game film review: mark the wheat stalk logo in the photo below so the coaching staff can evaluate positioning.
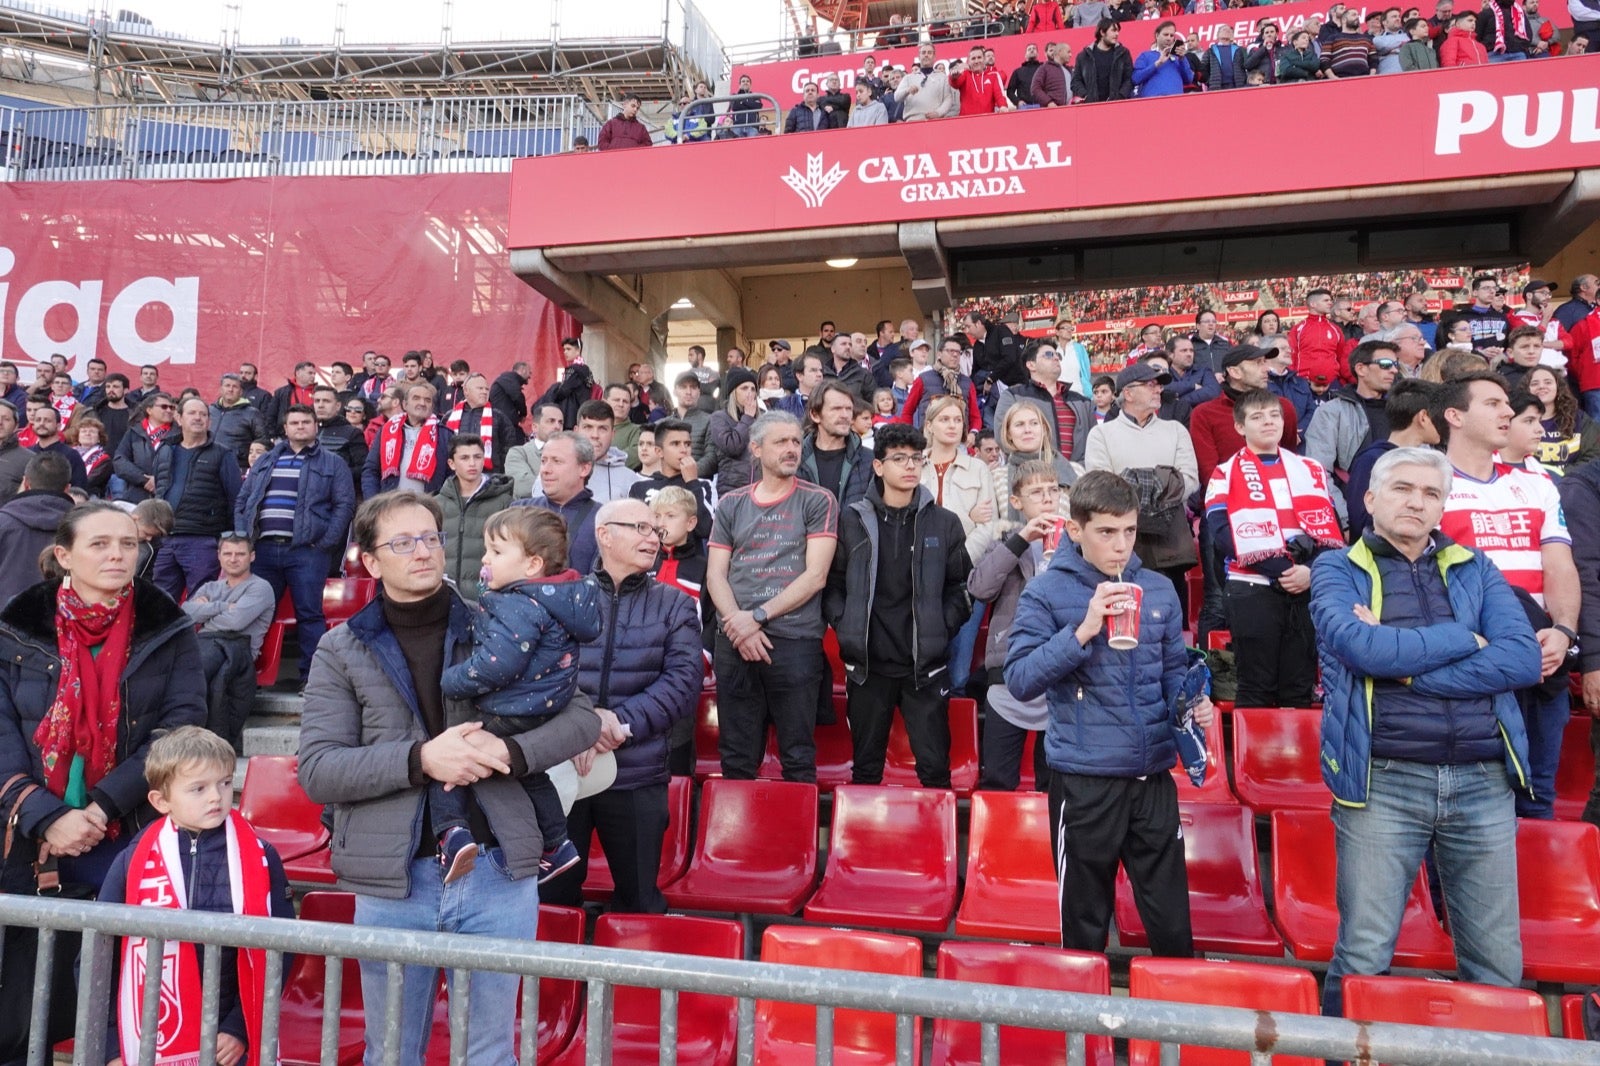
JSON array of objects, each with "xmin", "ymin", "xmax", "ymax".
[{"xmin": 782, "ymin": 153, "xmax": 848, "ymax": 209}]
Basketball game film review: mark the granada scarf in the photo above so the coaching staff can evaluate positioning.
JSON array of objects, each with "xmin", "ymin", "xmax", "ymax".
[
  {"xmin": 444, "ymin": 404, "xmax": 495, "ymax": 470},
  {"xmin": 1487, "ymin": 0, "xmax": 1528, "ymax": 50},
  {"xmin": 142, "ymin": 417, "xmax": 172, "ymax": 451},
  {"xmin": 378, "ymin": 414, "xmax": 440, "ymax": 483},
  {"xmin": 32, "ymin": 581, "xmax": 135, "ymax": 819},
  {"xmin": 1207, "ymin": 448, "xmax": 1342, "ymax": 567},
  {"xmin": 118, "ymin": 812, "xmax": 271, "ymax": 1066}
]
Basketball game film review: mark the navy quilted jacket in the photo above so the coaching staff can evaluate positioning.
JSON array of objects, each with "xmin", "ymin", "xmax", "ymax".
[
  {"xmin": 576, "ymin": 568, "xmax": 703, "ymax": 790},
  {"xmin": 1004, "ymin": 547, "xmax": 1186, "ymax": 777},
  {"xmin": 441, "ymin": 573, "xmax": 603, "ymax": 718}
]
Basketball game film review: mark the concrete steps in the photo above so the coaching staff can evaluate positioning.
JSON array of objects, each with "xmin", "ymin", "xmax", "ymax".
[{"xmin": 242, "ymin": 689, "xmax": 303, "ymax": 757}]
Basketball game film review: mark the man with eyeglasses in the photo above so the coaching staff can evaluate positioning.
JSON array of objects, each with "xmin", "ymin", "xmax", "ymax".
[
  {"xmin": 1304, "ymin": 341, "xmax": 1401, "ymax": 534},
  {"xmin": 299, "ymin": 491, "xmax": 602, "ymax": 1065},
  {"xmin": 824, "ymin": 423, "xmax": 971, "ymax": 787},
  {"xmin": 994, "ymin": 341, "xmax": 1095, "ymax": 462},
  {"xmin": 236, "ymin": 405, "xmax": 357, "ymax": 686},
  {"xmin": 706, "ymin": 410, "xmax": 839, "ymax": 782}
]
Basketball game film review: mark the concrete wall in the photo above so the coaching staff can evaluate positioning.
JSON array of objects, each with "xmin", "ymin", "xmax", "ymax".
[{"xmin": 740, "ymin": 264, "xmax": 921, "ymax": 344}]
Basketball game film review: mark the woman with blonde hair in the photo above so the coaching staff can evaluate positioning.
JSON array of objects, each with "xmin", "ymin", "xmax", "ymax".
[
  {"xmin": 993, "ymin": 400, "xmax": 1079, "ymax": 533},
  {"xmin": 921, "ymin": 394, "xmax": 997, "ymax": 696}
]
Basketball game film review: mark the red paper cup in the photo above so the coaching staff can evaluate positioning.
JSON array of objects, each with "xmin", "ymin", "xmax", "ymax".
[
  {"xmin": 1106, "ymin": 583, "xmax": 1143, "ymax": 650},
  {"xmin": 1042, "ymin": 516, "xmax": 1066, "ymax": 554}
]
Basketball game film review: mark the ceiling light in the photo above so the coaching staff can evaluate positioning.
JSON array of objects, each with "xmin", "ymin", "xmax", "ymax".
[{"xmin": 825, "ymin": 258, "xmax": 858, "ymax": 269}]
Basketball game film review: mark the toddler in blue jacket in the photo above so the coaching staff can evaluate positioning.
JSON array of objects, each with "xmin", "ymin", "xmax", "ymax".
[{"xmin": 436, "ymin": 507, "xmax": 602, "ymax": 884}]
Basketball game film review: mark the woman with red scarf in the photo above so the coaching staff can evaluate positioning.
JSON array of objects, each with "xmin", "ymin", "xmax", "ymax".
[{"xmin": 0, "ymin": 502, "xmax": 205, "ymax": 1058}]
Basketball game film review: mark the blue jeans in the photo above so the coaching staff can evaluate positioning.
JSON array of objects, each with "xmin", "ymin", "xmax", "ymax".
[
  {"xmin": 354, "ymin": 850, "xmax": 540, "ymax": 1066},
  {"xmin": 1516, "ymin": 684, "xmax": 1569, "ymax": 819},
  {"xmin": 1323, "ymin": 758, "xmax": 1521, "ymax": 1017},
  {"xmin": 151, "ymin": 533, "xmax": 220, "ymax": 601},
  {"xmin": 947, "ymin": 601, "xmax": 986, "ymax": 695},
  {"xmin": 1582, "ymin": 390, "xmax": 1600, "ymax": 423},
  {"xmin": 252, "ymin": 539, "xmax": 328, "ymax": 679},
  {"xmin": 1487, "ymin": 50, "xmax": 1527, "ymax": 61}
]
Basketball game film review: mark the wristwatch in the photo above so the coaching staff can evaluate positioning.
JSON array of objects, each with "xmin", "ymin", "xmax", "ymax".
[
  {"xmin": 752, "ymin": 606, "xmax": 769, "ymax": 626},
  {"xmin": 1554, "ymin": 623, "xmax": 1580, "ymax": 656}
]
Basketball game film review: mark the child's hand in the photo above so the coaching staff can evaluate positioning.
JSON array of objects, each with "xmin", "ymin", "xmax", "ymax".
[
  {"xmin": 215, "ymin": 1034, "xmax": 245, "ymax": 1066},
  {"xmin": 1192, "ymin": 695, "xmax": 1215, "ymax": 730}
]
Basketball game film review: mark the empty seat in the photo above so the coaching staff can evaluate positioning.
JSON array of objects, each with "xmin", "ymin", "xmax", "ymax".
[
  {"xmin": 1340, "ymin": 975, "xmax": 1548, "ymax": 1036},
  {"xmin": 582, "ymin": 775, "xmax": 692, "ymax": 902},
  {"xmin": 551, "ymin": 914, "xmax": 744, "ymax": 1066},
  {"xmin": 1114, "ymin": 804, "xmax": 1282, "ymax": 956},
  {"xmin": 1269, "ymin": 808, "xmax": 1454, "ymax": 967},
  {"xmin": 756, "ymin": 926, "xmax": 922, "ymax": 1066},
  {"xmin": 237, "ymin": 755, "xmax": 327, "ymax": 861},
  {"xmin": 932, "ymin": 942, "xmax": 1112, "ymax": 1066},
  {"xmin": 953, "ymin": 791, "xmax": 1059, "ymax": 943},
  {"xmin": 1230, "ymin": 707, "xmax": 1330, "ymax": 813},
  {"xmin": 1517, "ymin": 819, "xmax": 1600, "ymax": 983},
  {"xmin": 1562, "ymin": 994, "xmax": 1592, "ymax": 1039},
  {"xmin": 254, "ymin": 590, "xmax": 296, "ymax": 687},
  {"xmin": 1127, "ymin": 957, "xmax": 1319, "ymax": 1066},
  {"xmin": 880, "ymin": 697, "xmax": 979, "ymax": 795},
  {"xmin": 693, "ymin": 693, "xmax": 722, "ymax": 779},
  {"xmin": 662, "ymin": 778, "xmax": 818, "ymax": 914},
  {"xmin": 343, "ymin": 542, "xmax": 372, "ymax": 578},
  {"xmin": 279, "ymin": 892, "xmax": 364, "ymax": 1066},
  {"xmin": 803, "ymin": 784, "xmax": 958, "ymax": 932},
  {"xmin": 1555, "ymin": 714, "xmax": 1595, "ymax": 821},
  {"xmin": 1173, "ymin": 718, "xmax": 1235, "ymax": 805},
  {"xmin": 323, "ymin": 578, "xmax": 376, "ymax": 629}
]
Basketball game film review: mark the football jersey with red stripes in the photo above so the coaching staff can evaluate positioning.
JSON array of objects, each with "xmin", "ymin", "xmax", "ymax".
[{"xmin": 1439, "ymin": 462, "xmax": 1568, "ymax": 606}]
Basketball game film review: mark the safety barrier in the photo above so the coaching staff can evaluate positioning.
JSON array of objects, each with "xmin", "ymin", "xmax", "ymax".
[
  {"xmin": 0, "ymin": 94, "xmax": 591, "ymax": 182},
  {"xmin": 659, "ymin": 93, "xmax": 782, "ymax": 143},
  {"xmin": 3, "ymin": 893, "xmax": 1597, "ymax": 1066}
]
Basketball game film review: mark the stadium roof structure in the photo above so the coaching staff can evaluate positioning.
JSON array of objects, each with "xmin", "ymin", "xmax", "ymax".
[{"xmin": 0, "ymin": 1, "xmax": 724, "ymax": 105}]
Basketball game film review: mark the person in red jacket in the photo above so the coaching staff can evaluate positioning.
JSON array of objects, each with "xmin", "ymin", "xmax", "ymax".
[
  {"xmin": 949, "ymin": 46, "xmax": 1011, "ymax": 115},
  {"xmin": 1188, "ymin": 345, "xmax": 1301, "ymax": 487},
  {"xmin": 1028, "ymin": 0, "xmax": 1065, "ymax": 32},
  {"xmin": 1569, "ymin": 305, "xmax": 1600, "ymax": 419},
  {"xmin": 1289, "ymin": 288, "xmax": 1351, "ymax": 385},
  {"xmin": 1440, "ymin": 11, "xmax": 1490, "ymax": 64},
  {"xmin": 597, "ymin": 95, "xmax": 654, "ymax": 150}
]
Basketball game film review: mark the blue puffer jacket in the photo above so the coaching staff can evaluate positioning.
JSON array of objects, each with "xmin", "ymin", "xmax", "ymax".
[
  {"xmin": 441, "ymin": 573, "xmax": 603, "ymax": 718},
  {"xmin": 576, "ymin": 568, "xmax": 702, "ymax": 791},
  {"xmin": 1310, "ymin": 535, "xmax": 1540, "ymax": 807},
  {"xmin": 1005, "ymin": 547, "xmax": 1186, "ymax": 777}
]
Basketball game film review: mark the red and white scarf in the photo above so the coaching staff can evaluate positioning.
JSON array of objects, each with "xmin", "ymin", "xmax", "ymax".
[
  {"xmin": 142, "ymin": 417, "xmax": 171, "ymax": 451},
  {"xmin": 444, "ymin": 404, "xmax": 495, "ymax": 470},
  {"xmin": 379, "ymin": 414, "xmax": 440, "ymax": 483},
  {"xmin": 1207, "ymin": 448, "xmax": 1343, "ymax": 567},
  {"xmin": 51, "ymin": 394, "xmax": 78, "ymax": 422},
  {"xmin": 119, "ymin": 812, "xmax": 272, "ymax": 1066},
  {"xmin": 1487, "ymin": 0, "xmax": 1528, "ymax": 50}
]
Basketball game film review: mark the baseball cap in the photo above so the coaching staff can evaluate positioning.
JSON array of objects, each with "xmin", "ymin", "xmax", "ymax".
[
  {"xmin": 769, "ymin": 339, "xmax": 792, "ymax": 351},
  {"xmin": 1522, "ymin": 279, "xmax": 1556, "ymax": 296},
  {"xmin": 1219, "ymin": 344, "xmax": 1271, "ymax": 370},
  {"xmin": 674, "ymin": 371, "xmax": 701, "ymax": 390},
  {"xmin": 1114, "ymin": 362, "xmax": 1172, "ymax": 392},
  {"xmin": 909, "ymin": 338, "xmax": 931, "ymax": 351}
]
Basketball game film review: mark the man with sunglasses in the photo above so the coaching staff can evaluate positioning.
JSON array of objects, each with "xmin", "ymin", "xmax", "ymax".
[{"xmin": 1304, "ymin": 341, "xmax": 1401, "ymax": 535}]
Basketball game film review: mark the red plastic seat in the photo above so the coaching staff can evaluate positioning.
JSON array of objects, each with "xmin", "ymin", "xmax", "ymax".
[
  {"xmin": 582, "ymin": 775, "xmax": 693, "ymax": 902},
  {"xmin": 756, "ymin": 926, "xmax": 921, "ymax": 1066},
  {"xmin": 1185, "ymin": 567, "xmax": 1203, "ymax": 629},
  {"xmin": 1127, "ymin": 958, "xmax": 1319, "ymax": 1066},
  {"xmin": 343, "ymin": 541, "xmax": 371, "ymax": 578},
  {"xmin": 880, "ymin": 697, "xmax": 979, "ymax": 795},
  {"xmin": 323, "ymin": 577, "xmax": 376, "ymax": 629},
  {"xmin": 237, "ymin": 755, "xmax": 328, "ymax": 861},
  {"xmin": 1517, "ymin": 819, "xmax": 1600, "ymax": 983},
  {"xmin": 694, "ymin": 693, "xmax": 722, "ymax": 779},
  {"xmin": 1563, "ymin": 994, "xmax": 1591, "ymax": 1039},
  {"xmin": 254, "ymin": 590, "xmax": 295, "ymax": 686},
  {"xmin": 279, "ymin": 892, "xmax": 364, "ymax": 1066},
  {"xmin": 1230, "ymin": 707, "xmax": 1330, "ymax": 813},
  {"xmin": 424, "ymin": 904, "xmax": 585, "ymax": 1066},
  {"xmin": 281, "ymin": 846, "xmax": 337, "ymax": 885},
  {"xmin": 803, "ymin": 784, "xmax": 958, "ymax": 932},
  {"xmin": 953, "ymin": 791, "xmax": 1059, "ymax": 943},
  {"xmin": 1173, "ymin": 718, "xmax": 1236, "ymax": 805},
  {"xmin": 662, "ymin": 778, "xmax": 818, "ymax": 914},
  {"xmin": 1114, "ymin": 803, "xmax": 1282, "ymax": 956},
  {"xmin": 1018, "ymin": 730, "xmax": 1039, "ymax": 792},
  {"xmin": 823, "ymin": 626, "xmax": 846, "ymax": 692},
  {"xmin": 1340, "ymin": 975, "xmax": 1548, "ymax": 1036},
  {"xmin": 551, "ymin": 914, "xmax": 744, "ymax": 1066},
  {"xmin": 1555, "ymin": 714, "xmax": 1595, "ymax": 821},
  {"xmin": 1269, "ymin": 808, "xmax": 1454, "ymax": 967},
  {"xmin": 760, "ymin": 694, "xmax": 853, "ymax": 790},
  {"xmin": 932, "ymin": 942, "xmax": 1112, "ymax": 1066}
]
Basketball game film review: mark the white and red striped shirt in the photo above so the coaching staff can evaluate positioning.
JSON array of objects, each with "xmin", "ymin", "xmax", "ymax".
[
  {"xmin": 1440, "ymin": 462, "xmax": 1568, "ymax": 606},
  {"xmin": 1509, "ymin": 308, "xmax": 1571, "ymax": 369}
]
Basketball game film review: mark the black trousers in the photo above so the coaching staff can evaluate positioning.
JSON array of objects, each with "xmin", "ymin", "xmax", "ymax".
[
  {"xmin": 714, "ymin": 633, "xmax": 823, "ymax": 783},
  {"xmin": 543, "ymin": 783, "xmax": 670, "ymax": 914},
  {"xmin": 978, "ymin": 704, "xmax": 1048, "ymax": 792},
  {"xmin": 1047, "ymin": 769, "xmax": 1193, "ymax": 957},
  {"xmin": 845, "ymin": 671, "xmax": 951, "ymax": 787},
  {"xmin": 198, "ymin": 631, "xmax": 256, "ymax": 752},
  {"xmin": 1226, "ymin": 581, "xmax": 1317, "ymax": 708}
]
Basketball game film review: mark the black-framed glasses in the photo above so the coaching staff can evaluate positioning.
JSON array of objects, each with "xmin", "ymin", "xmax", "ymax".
[
  {"xmin": 605, "ymin": 520, "xmax": 662, "ymax": 539},
  {"xmin": 376, "ymin": 531, "xmax": 445, "ymax": 554},
  {"xmin": 879, "ymin": 453, "xmax": 926, "ymax": 469}
]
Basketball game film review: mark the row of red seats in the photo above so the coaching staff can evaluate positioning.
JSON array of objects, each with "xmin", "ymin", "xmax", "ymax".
[
  {"xmin": 278, "ymin": 901, "xmax": 1580, "ymax": 1066},
  {"xmin": 239, "ymin": 756, "xmax": 1600, "ymax": 983},
  {"xmin": 254, "ymin": 577, "xmax": 378, "ymax": 686}
]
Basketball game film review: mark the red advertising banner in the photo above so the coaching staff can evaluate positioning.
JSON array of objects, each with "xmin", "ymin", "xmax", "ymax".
[
  {"xmin": 1223, "ymin": 290, "xmax": 1260, "ymax": 303},
  {"xmin": 728, "ymin": 0, "xmax": 1568, "ymax": 103},
  {"xmin": 1, "ymin": 174, "xmax": 575, "ymax": 394},
  {"xmin": 511, "ymin": 59, "xmax": 1600, "ymax": 251},
  {"xmin": 1424, "ymin": 274, "xmax": 1466, "ymax": 289}
]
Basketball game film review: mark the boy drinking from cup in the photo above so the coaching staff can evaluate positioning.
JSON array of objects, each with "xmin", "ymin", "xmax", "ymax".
[{"xmin": 1004, "ymin": 469, "xmax": 1213, "ymax": 956}]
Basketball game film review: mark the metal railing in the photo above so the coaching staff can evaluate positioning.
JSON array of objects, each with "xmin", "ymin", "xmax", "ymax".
[
  {"xmin": 3, "ymin": 893, "xmax": 1597, "ymax": 1066},
  {"xmin": 725, "ymin": 9, "xmax": 1025, "ymax": 68},
  {"xmin": 658, "ymin": 93, "xmax": 782, "ymax": 144},
  {"xmin": 0, "ymin": 94, "xmax": 595, "ymax": 181}
]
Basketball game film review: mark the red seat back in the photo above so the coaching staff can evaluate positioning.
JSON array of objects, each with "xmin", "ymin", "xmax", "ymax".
[
  {"xmin": 594, "ymin": 914, "xmax": 744, "ymax": 1035},
  {"xmin": 932, "ymin": 942, "xmax": 1112, "ymax": 1066},
  {"xmin": 1230, "ymin": 707, "xmax": 1329, "ymax": 813},
  {"xmin": 757, "ymin": 927, "xmax": 922, "ymax": 1056},
  {"xmin": 280, "ymin": 892, "xmax": 363, "ymax": 1066},
  {"xmin": 954, "ymin": 790, "xmax": 1058, "ymax": 942},
  {"xmin": 695, "ymin": 777, "xmax": 818, "ymax": 880},
  {"xmin": 1555, "ymin": 714, "xmax": 1595, "ymax": 821},
  {"xmin": 1562, "ymin": 994, "xmax": 1588, "ymax": 1039},
  {"xmin": 323, "ymin": 577, "xmax": 376, "ymax": 628},
  {"xmin": 1341, "ymin": 975, "xmax": 1549, "ymax": 1036},
  {"xmin": 693, "ymin": 694, "xmax": 721, "ymax": 779},
  {"xmin": 804, "ymin": 784, "xmax": 957, "ymax": 929},
  {"xmin": 881, "ymin": 697, "xmax": 979, "ymax": 794},
  {"xmin": 583, "ymin": 775, "xmax": 692, "ymax": 900},
  {"xmin": 1127, "ymin": 958, "xmax": 1319, "ymax": 1066},
  {"xmin": 1516, "ymin": 819, "xmax": 1600, "ymax": 982},
  {"xmin": 237, "ymin": 755, "xmax": 327, "ymax": 861}
]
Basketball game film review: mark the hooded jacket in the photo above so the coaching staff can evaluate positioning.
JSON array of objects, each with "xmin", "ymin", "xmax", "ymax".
[
  {"xmin": 895, "ymin": 65, "xmax": 960, "ymax": 121},
  {"xmin": 588, "ymin": 446, "xmax": 645, "ymax": 504},
  {"xmin": 0, "ymin": 490, "xmax": 73, "ymax": 607},
  {"xmin": 1005, "ymin": 547, "xmax": 1186, "ymax": 777},
  {"xmin": 436, "ymin": 474, "xmax": 515, "ymax": 601},
  {"xmin": 968, "ymin": 530, "xmax": 1041, "ymax": 674},
  {"xmin": 0, "ymin": 579, "xmax": 206, "ymax": 843},
  {"xmin": 575, "ymin": 566, "xmax": 702, "ymax": 791},
  {"xmin": 1005, "ymin": 58, "xmax": 1042, "ymax": 105},
  {"xmin": 825, "ymin": 485, "xmax": 972, "ymax": 688}
]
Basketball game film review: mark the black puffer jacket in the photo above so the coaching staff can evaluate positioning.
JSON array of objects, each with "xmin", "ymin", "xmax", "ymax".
[
  {"xmin": 0, "ymin": 579, "xmax": 206, "ymax": 842},
  {"xmin": 111, "ymin": 419, "xmax": 173, "ymax": 503}
]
